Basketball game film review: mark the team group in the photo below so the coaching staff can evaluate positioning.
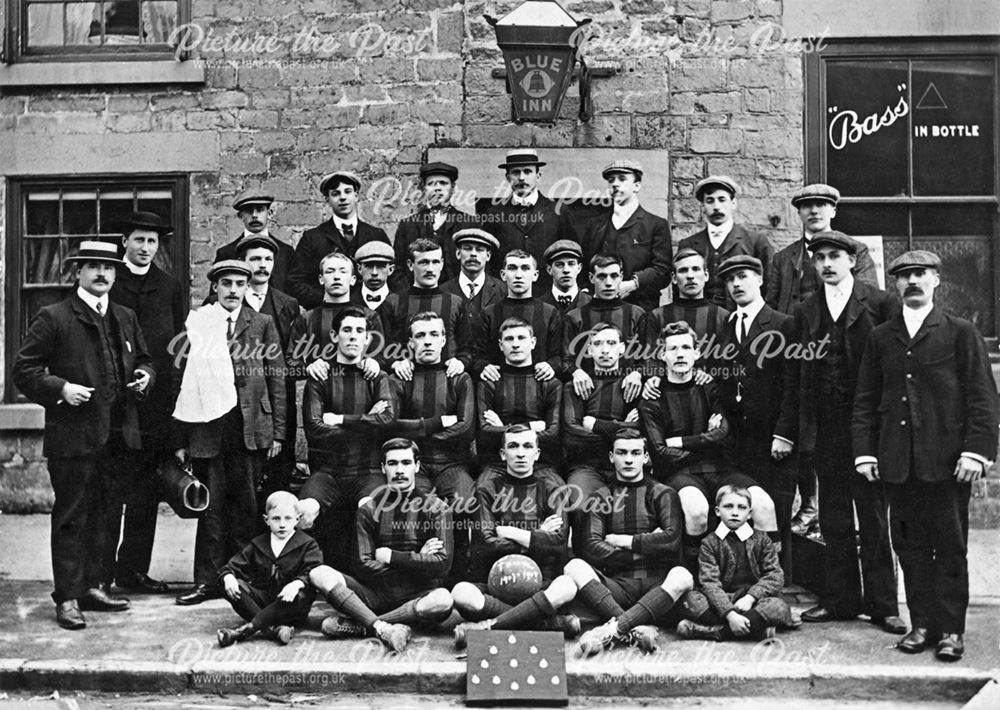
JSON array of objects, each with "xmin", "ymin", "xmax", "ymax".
[{"xmin": 13, "ymin": 149, "xmax": 997, "ymax": 664}]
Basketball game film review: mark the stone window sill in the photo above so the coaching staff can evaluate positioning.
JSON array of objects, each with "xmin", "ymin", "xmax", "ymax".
[
  {"xmin": 0, "ymin": 404, "xmax": 45, "ymax": 430},
  {"xmin": 0, "ymin": 60, "xmax": 205, "ymax": 88}
]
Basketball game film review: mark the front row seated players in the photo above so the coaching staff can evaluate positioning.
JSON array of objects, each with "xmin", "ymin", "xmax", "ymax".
[
  {"xmin": 451, "ymin": 424, "xmax": 579, "ymax": 646},
  {"xmin": 567, "ymin": 427, "xmax": 693, "ymax": 657},
  {"xmin": 309, "ymin": 438, "xmax": 454, "ymax": 653},
  {"xmin": 216, "ymin": 491, "xmax": 322, "ymax": 647},
  {"xmin": 676, "ymin": 485, "xmax": 796, "ymax": 642},
  {"xmin": 640, "ymin": 321, "xmax": 778, "ymax": 575}
]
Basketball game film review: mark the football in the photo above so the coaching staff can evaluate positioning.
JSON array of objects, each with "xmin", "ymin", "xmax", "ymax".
[{"xmin": 487, "ymin": 554, "xmax": 544, "ymax": 604}]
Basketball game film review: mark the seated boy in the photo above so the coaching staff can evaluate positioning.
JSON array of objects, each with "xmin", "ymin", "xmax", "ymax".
[
  {"xmin": 216, "ymin": 491, "xmax": 323, "ymax": 647},
  {"xmin": 566, "ymin": 428, "xmax": 693, "ymax": 657},
  {"xmin": 309, "ymin": 438, "xmax": 454, "ymax": 653},
  {"xmin": 677, "ymin": 485, "xmax": 795, "ymax": 641},
  {"xmin": 639, "ymin": 321, "xmax": 776, "ymax": 573}
]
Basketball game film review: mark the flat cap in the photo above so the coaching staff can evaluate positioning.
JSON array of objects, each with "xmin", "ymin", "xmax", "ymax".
[
  {"xmin": 453, "ymin": 228, "xmax": 500, "ymax": 250},
  {"xmin": 806, "ymin": 230, "xmax": 857, "ymax": 255},
  {"xmin": 694, "ymin": 175, "xmax": 739, "ymax": 200},
  {"xmin": 115, "ymin": 210, "xmax": 173, "ymax": 236},
  {"xmin": 543, "ymin": 239, "xmax": 583, "ymax": 263},
  {"xmin": 672, "ymin": 247, "xmax": 704, "ymax": 264},
  {"xmin": 717, "ymin": 254, "xmax": 763, "ymax": 278},
  {"xmin": 237, "ymin": 234, "xmax": 279, "ymax": 255},
  {"xmin": 419, "ymin": 162, "xmax": 459, "ymax": 182},
  {"xmin": 791, "ymin": 183, "xmax": 841, "ymax": 207},
  {"xmin": 67, "ymin": 240, "xmax": 124, "ymax": 265},
  {"xmin": 208, "ymin": 259, "xmax": 252, "ymax": 281},
  {"xmin": 498, "ymin": 149, "xmax": 546, "ymax": 170},
  {"xmin": 233, "ymin": 190, "xmax": 274, "ymax": 211},
  {"xmin": 601, "ymin": 159, "xmax": 644, "ymax": 180},
  {"xmin": 319, "ymin": 170, "xmax": 362, "ymax": 195},
  {"xmin": 355, "ymin": 240, "xmax": 395, "ymax": 264},
  {"xmin": 887, "ymin": 249, "xmax": 942, "ymax": 276}
]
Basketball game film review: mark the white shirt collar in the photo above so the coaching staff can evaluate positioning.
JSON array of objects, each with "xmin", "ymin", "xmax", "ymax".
[
  {"xmin": 511, "ymin": 190, "xmax": 539, "ymax": 207},
  {"xmin": 76, "ymin": 287, "xmax": 109, "ymax": 315},
  {"xmin": 243, "ymin": 228, "xmax": 270, "ymax": 239},
  {"xmin": 332, "ymin": 213, "xmax": 359, "ymax": 234},
  {"xmin": 903, "ymin": 303, "xmax": 934, "ymax": 338},
  {"xmin": 611, "ymin": 199, "xmax": 640, "ymax": 229},
  {"xmin": 123, "ymin": 257, "xmax": 151, "ymax": 276},
  {"xmin": 361, "ymin": 285, "xmax": 390, "ymax": 307},
  {"xmin": 270, "ymin": 533, "xmax": 291, "ymax": 558},
  {"xmin": 824, "ymin": 274, "xmax": 853, "ymax": 320},
  {"xmin": 218, "ymin": 302, "xmax": 242, "ymax": 326},
  {"xmin": 459, "ymin": 271, "xmax": 486, "ymax": 294},
  {"xmin": 732, "ymin": 298, "xmax": 766, "ymax": 328},
  {"xmin": 707, "ymin": 218, "xmax": 734, "ymax": 248},
  {"xmin": 246, "ymin": 285, "xmax": 269, "ymax": 311},
  {"xmin": 551, "ymin": 284, "xmax": 579, "ymax": 301},
  {"xmin": 714, "ymin": 521, "xmax": 754, "ymax": 541}
]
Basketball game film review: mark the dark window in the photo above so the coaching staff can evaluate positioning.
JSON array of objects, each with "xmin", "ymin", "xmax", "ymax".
[
  {"xmin": 806, "ymin": 39, "xmax": 999, "ymax": 335},
  {"xmin": 8, "ymin": 0, "xmax": 186, "ymax": 61},
  {"xmin": 4, "ymin": 175, "xmax": 189, "ymax": 403}
]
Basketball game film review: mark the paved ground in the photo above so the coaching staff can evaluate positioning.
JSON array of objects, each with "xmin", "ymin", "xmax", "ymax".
[{"xmin": 0, "ymin": 510, "xmax": 997, "ymax": 704}]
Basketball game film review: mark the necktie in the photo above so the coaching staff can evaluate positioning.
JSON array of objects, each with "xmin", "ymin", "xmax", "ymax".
[
  {"xmin": 342, "ymin": 223, "xmax": 354, "ymax": 240},
  {"xmin": 366, "ymin": 293, "xmax": 382, "ymax": 304},
  {"xmin": 557, "ymin": 295, "xmax": 571, "ymax": 305},
  {"xmin": 467, "ymin": 282, "xmax": 477, "ymax": 299},
  {"xmin": 227, "ymin": 317, "xmax": 235, "ymax": 340},
  {"xmin": 95, "ymin": 302, "xmax": 104, "ymax": 317},
  {"xmin": 738, "ymin": 312, "xmax": 747, "ymax": 344}
]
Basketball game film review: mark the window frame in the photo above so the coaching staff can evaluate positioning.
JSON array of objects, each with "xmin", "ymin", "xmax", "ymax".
[
  {"xmin": 4, "ymin": 173, "xmax": 190, "ymax": 404},
  {"xmin": 4, "ymin": 0, "xmax": 190, "ymax": 63},
  {"xmin": 804, "ymin": 37, "xmax": 1000, "ymax": 335}
]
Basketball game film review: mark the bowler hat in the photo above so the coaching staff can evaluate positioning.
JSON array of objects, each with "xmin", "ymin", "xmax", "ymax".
[
  {"xmin": 717, "ymin": 254, "xmax": 763, "ymax": 279},
  {"xmin": 498, "ymin": 149, "xmax": 546, "ymax": 170},
  {"xmin": 208, "ymin": 259, "xmax": 252, "ymax": 282},
  {"xmin": 66, "ymin": 240, "xmax": 124, "ymax": 265},
  {"xmin": 115, "ymin": 210, "xmax": 173, "ymax": 236},
  {"xmin": 887, "ymin": 250, "xmax": 942, "ymax": 276}
]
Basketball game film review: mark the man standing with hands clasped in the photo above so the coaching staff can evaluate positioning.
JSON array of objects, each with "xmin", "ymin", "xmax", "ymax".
[
  {"xmin": 853, "ymin": 250, "xmax": 998, "ymax": 662},
  {"xmin": 13, "ymin": 241, "xmax": 154, "ymax": 629}
]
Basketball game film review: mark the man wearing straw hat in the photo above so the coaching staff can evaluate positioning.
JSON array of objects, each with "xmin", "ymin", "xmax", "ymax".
[{"xmin": 13, "ymin": 240, "xmax": 155, "ymax": 630}]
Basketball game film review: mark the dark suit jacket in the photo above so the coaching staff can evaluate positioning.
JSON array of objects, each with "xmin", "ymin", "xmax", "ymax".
[
  {"xmin": 717, "ymin": 303, "xmax": 798, "ymax": 446},
  {"xmin": 852, "ymin": 307, "xmax": 999, "ymax": 483},
  {"xmin": 219, "ymin": 530, "xmax": 323, "ymax": 592},
  {"xmin": 287, "ymin": 219, "xmax": 391, "ymax": 309},
  {"xmin": 215, "ymin": 233, "xmax": 296, "ymax": 293},
  {"xmin": 109, "ymin": 264, "xmax": 187, "ymax": 447},
  {"xmin": 258, "ymin": 287, "xmax": 301, "ymax": 444},
  {"xmin": 583, "ymin": 206, "xmax": 672, "ymax": 312},
  {"xmin": 13, "ymin": 293, "xmax": 155, "ymax": 458},
  {"xmin": 765, "ymin": 236, "xmax": 878, "ymax": 315},
  {"xmin": 173, "ymin": 306, "xmax": 287, "ymax": 458},
  {"xmin": 679, "ymin": 224, "xmax": 774, "ymax": 308},
  {"xmin": 441, "ymin": 273, "xmax": 504, "ymax": 336},
  {"xmin": 793, "ymin": 280, "xmax": 895, "ymax": 453},
  {"xmin": 390, "ymin": 206, "xmax": 479, "ymax": 292},
  {"xmin": 698, "ymin": 529, "xmax": 787, "ymax": 621},
  {"xmin": 478, "ymin": 193, "xmax": 574, "ymax": 293}
]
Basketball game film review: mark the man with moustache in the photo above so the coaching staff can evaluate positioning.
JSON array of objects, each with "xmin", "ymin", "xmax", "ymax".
[
  {"xmin": 288, "ymin": 171, "xmax": 391, "ymax": 309},
  {"xmin": 238, "ymin": 235, "xmax": 301, "ymax": 502},
  {"xmin": 215, "ymin": 191, "xmax": 295, "ymax": 293},
  {"xmin": 440, "ymin": 228, "xmax": 504, "ymax": 335},
  {"xmin": 678, "ymin": 176, "xmax": 774, "ymax": 309},
  {"xmin": 538, "ymin": 239, "xmax": 592, "ymax": 313},
  {"xmin": 354, "ymin": 240, "xmax": 396, "ymax": 311},
  {"xmin": 854, "ymin": 251, "xmax": 999, "ymax": 662},
  {"xmin": 173, "ymin": 261, "xmax": 286, "ymax": 606},
  {"xmin": 479, "ymin": 149, "xmax": 575, "ymax": 293},
  {"xmin": 793, "ymin": 233, "xmax": 901, "ymax": 633},
  {"xmin": 108, "ymin": 212, "xmax": 186, "ymax": 594},
  {"xmin": 767, "ymin": 183, "xmax": 879, "ymax": 538},
  {"xmin": 390, "ymin": 162, "xmax": 476, "ymax": 292},
  {"xmin": 14, "ymin": 241, "xmax": 154, "ymax": 629},
  {"xmin": 583, "ymin": 160, "xmax": 672, "ymax": 312}
]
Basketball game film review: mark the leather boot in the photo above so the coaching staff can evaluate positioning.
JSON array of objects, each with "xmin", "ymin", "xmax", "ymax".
[{"xmin": 217, "ymin": 623, "xmax": 256, "ymax": 648}]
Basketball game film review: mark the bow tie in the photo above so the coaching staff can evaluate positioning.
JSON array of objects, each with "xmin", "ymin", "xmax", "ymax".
[
  {"xmin": 557, "ymin": 295, "xmax": 572, "ymax": 305},
  {"xmin": 709, "ymin": 229, "xmax": 725, "ymax": 240},
  {"xmin": 365, "ymin": 293, "xmax": 382, "ymax": 303}
]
